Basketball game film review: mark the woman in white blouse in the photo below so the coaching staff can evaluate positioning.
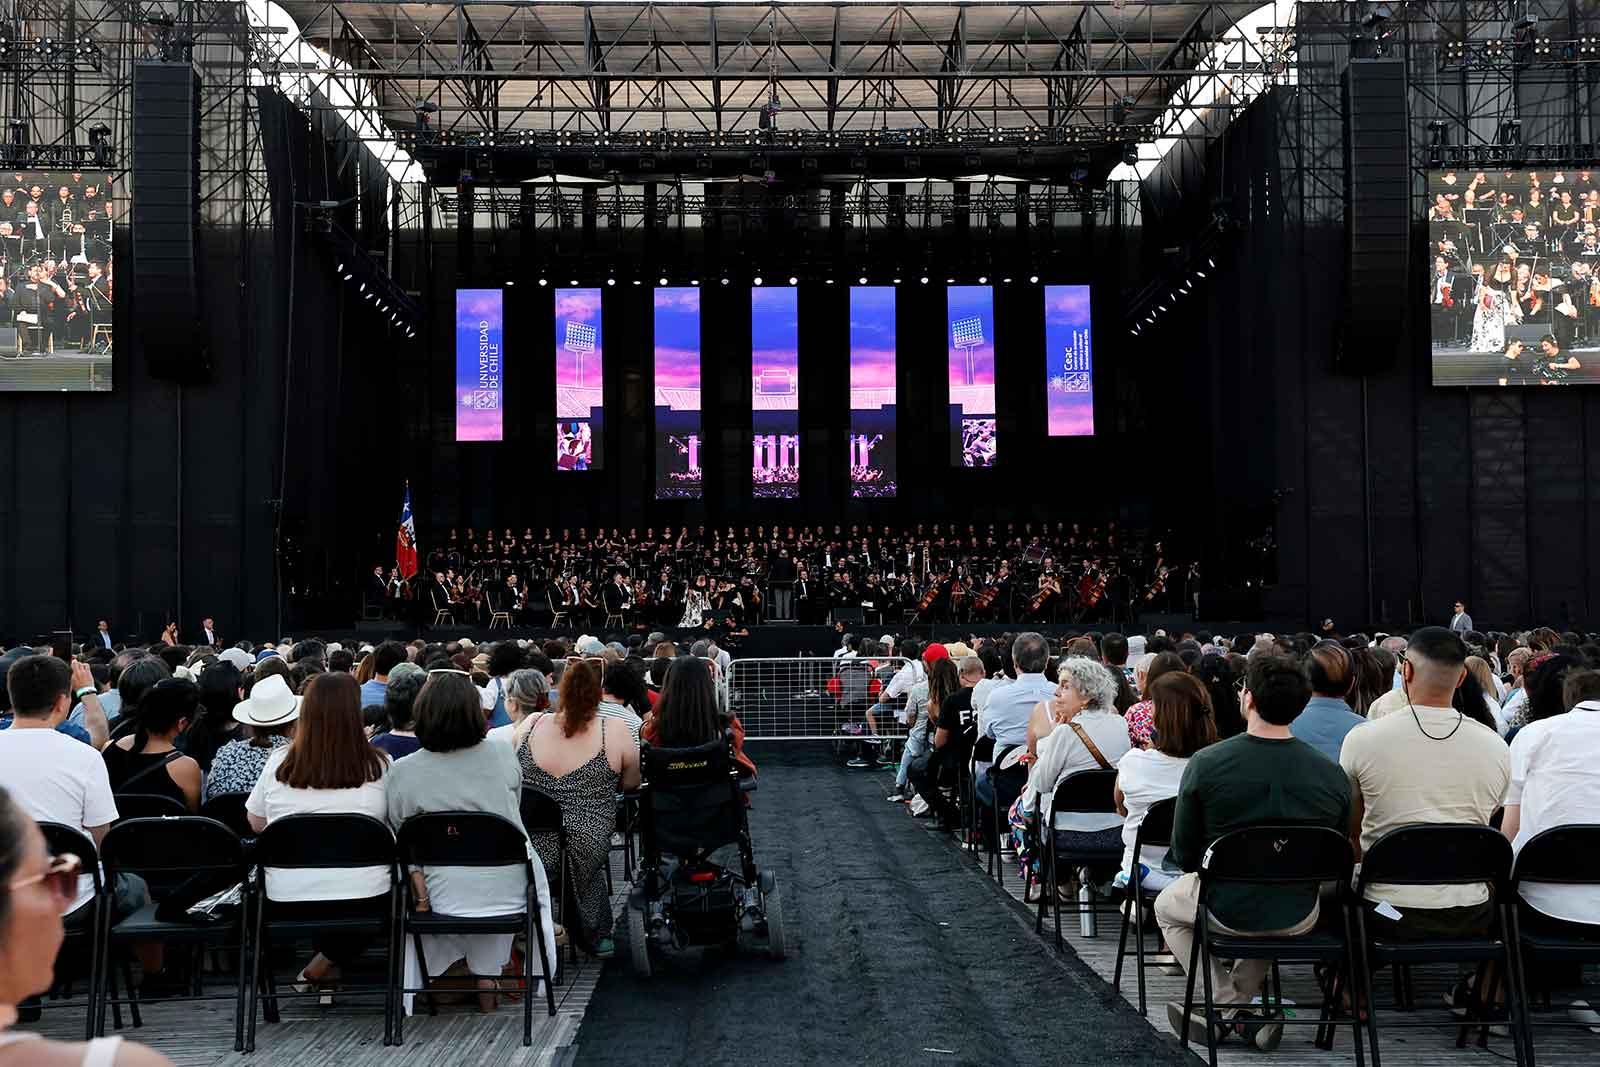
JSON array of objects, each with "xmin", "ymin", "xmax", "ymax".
[
  {"xmin": 1015, "ymin": 657, "xmax": 1131, "ymax": 853},
  {"xmin": 1113, "ymin": 672, "xmax": 1218, "ymax": 891},
  {"xmin": 245, "ymin": 673, "xmax": 391, "ymax": 998}
]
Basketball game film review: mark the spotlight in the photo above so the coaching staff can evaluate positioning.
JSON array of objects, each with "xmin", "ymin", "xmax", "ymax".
[
  {"xmin": 858, "ymin": 275, "xmax": 868, "ymax": 285},
  {"xmin": 1002, "ymin": 276, "xmax": 1012, "ymax": 283},
  {"xmin": 720, "ymin": 277, "xmax": 730, "ymax": 286},
  {"xmin": 978, "ymin": 275, "xmax": 988, "ymax": 283},
  {"xmin": 606, "ymin": 276, "xmax": 616, "ymax": 286},
  {"xmin": 945, "ymin": 277, "xmax": 955, "ymax": 284},
  {"xmin": 631, "ymin": 279, "xmax": 641, "ymax": 286},
  {"xmin": 1157, "ymin": 303, "xmax": 1168, "ymax": 312},
  {"xmin": 336, "ymin": 261, "xmax": 345, "ymax": 273},
  {"xmin": 691, "ymin": 279, "xmax": 700, "ymax": 286},
  {"xmin": 753, "ymin": 275, "xmax": 764, "ymax": 286},
  {"xmin": 570, "ymin": 279, "xmax": 579, "ymax": 286},
  {"xmin": 506, "ymin": 280, "xmax": 516, "ymax": 287},
  {"xmin": 538, "ymin": 277, "xmax": 548, "ymax": 287},
  {"xmin": 825, "ymin": 278, "xmax": 835, "ymax": 285},
  {"xmin": 919, "ymin": 276, "xmax": 929, "ymax": 285},
  {"xmin": 358, "ymin": 282, "xmax": 367, "ymax": 293},
  {"xmin": 788, "ymin": 276, "xmax": 798, "ymax": 286},
  {"xmin": 1028, "ymin": 274, "xmax": 1039, "ymax": 283},
  {"xmin": 659, "ymin": 276, "xmax": 669, "ymax": 285},
  {"xmin": 892, "ymin": 277, "xmax": 901, "ymax": 285},
  {"xmin": 341, "ymin": 271, "xmax": 353, "ymax": 281}
]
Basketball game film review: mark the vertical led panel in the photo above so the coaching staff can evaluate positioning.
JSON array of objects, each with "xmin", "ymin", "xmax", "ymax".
[
  {"xmin": 849, "ymin": 286, "xmax": 897, "ymax": 497},
  {"xmin": 454, "ymin": 288, "xmax": 503, "ymax": 442},
  {"xmin": 947, "ymin": 284, "xmax": 996, "ymax": 466},
  {"xmin": 751, "ymin": 287, "xmax": 801, "ymax": 498},
  {"xmin": 554, "ymin": 287, "xmax": 604, "ymax": 470},
  {"xmin": 1044, "ymin": 284, "xmax": 1095, "ymax": 436},
  {"xmin": 653, "ymin": 287, "xmax": 702, "ymax": 499}
]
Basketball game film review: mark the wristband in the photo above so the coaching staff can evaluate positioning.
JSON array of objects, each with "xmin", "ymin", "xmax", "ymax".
[{"xmin": 74, "ymin": 686, "xmax": 96, "ymax": 700}]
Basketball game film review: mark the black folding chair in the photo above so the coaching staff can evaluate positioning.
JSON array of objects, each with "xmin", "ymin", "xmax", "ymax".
[
  {"xmin": 113, "ymin": 793, "xmax": 189, "ymax": 821},
  {"xmin": 96, "ymin": 816, "xmax": 251, "ymax": 1052},
  {"xmin": 1032, "ymin": 769, "xmax": 1123, "ymax": 949},
  {"xmin": 1505, "ymin": 824, "xmax": 1600, "ymax": 1067},
  {"xmin": 519, "ymin": 785, "xmax": 574, "ymax": 973},
  {"xmin": 39, "ymin": 822, "xmax": 105, "ymax": 1039},
  {"xmin": 246, "ymin": 814, "xmax": 399, "ymax": 1052},
  {"xmin": 394, "ymin": 812, "xmax": 557, "ymax": 1047},
  {"xmin": 1112, "ymin": 796, "xmax": 1177, "ymax": 1014},
  {"xmin": 983, "ymin": 745, "xmax": 1027, "ymax": 886},
  {"xmin": 1353, "ymin": 824, "xmax": 1529, "ymax": 1067},
  {"xmin": 199, "ymin": 793, "xmax": 254, "ymax": 841},
  {"xmin": 1180, "ymin": 825, "xmax": 1363, "ymax": 1067}
]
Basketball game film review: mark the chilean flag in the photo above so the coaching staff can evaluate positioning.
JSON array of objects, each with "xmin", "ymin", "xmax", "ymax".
[{"xmin": 396, "ymin": 484, "xmax": 418, "ymax": 579}]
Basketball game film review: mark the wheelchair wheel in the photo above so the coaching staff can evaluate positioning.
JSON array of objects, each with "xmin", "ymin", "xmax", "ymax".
[
  {"xmin": 627, "ymin": 903, "xmax": 652, "ymax": 978},
  {"xmin": 762, "ymin": 877, "xmax": 787, "ymax": 961}
]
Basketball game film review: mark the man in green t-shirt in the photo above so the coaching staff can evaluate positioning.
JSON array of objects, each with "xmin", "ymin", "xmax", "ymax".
[{"xmin": 1156, "ymin": 654, "xmax": 1352, "ymax": 1050}]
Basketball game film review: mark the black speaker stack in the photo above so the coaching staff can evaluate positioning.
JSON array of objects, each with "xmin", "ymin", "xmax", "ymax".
[
  {"xmin": 1338, "ymin": 58, "xmax": 1410, "ymax": 376},
  {"xmin": 131, "ymin": 60, "xmax": 209, "ymax": 384}
]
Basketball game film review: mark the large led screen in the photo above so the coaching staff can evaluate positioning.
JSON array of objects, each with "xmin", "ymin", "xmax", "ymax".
[
  {"xmin": 455, "ymin": 288, "xmax": 503, "ymax": 441},
  {"xmin": 849, "ymin": 286, "xmax": 897, "ymax": 497},
  {"xmin": 1044, "ymin": 284, "xmax": 1095, "ymax": 436},
  {"xmin": 751, "ymin": 287, "xmax": 800, "ymax": 498},
  {"xmin": 1428, "ymin": 167, "xmax": 1600, "ymax": 385},
  {"xmin": 947, "ymin": 284, "xmax": 997, "ymax": 466},
  {"xmin": 654, "ymin": 287, "xmax": 702, "ymax": 499},
  {"xmin": 0, "ymin": 170, "xmax": 116, "ymax": 392},
  {"xmin": 555, "ymin": 287, "xmax": 603, "ymax": 470}
]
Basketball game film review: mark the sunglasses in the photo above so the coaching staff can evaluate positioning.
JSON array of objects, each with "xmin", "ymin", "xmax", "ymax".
[
  {"xmin": 427, "ymin": 668, "xmax": 472, "ymax": 676},
  {"xmin": 11, "ymin": 853, "xmax": 81, "ymax": 905},
  {"xmin": 566, "ymin": 655, "xmax": 606, "ymax": 669}
]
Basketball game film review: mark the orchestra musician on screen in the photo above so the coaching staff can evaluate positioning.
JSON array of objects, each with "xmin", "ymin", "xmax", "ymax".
[
  {"xmin": 0, "ymin": 172, "xmax": 115, "ymax": 356},
  {"xmin": 1428, "ymin": 169, "xmax": 1600, "ymax": 378},
  {"xmin": 365, "ymin": 521, "xmax": 1189, "ymax": 632}
]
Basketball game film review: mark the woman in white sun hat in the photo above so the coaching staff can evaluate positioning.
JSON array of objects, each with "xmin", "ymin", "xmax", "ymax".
[{"xmin": 202, "ymin": 673, "xmax": 301, "ymax": 802}]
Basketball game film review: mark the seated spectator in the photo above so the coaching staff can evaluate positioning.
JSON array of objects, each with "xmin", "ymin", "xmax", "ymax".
[
  {"xmin": 1015, "ymin": 657, "xmax": 1130, "ymax": 857},
  {"xmin": 245, "ymin": 673, "xmax": 391, "ymax": 996},
  {"xmin": 1193, "ymin": 653, "xmax": 1245, "ymax": 738},
  {"xmin": 488, "ymin": 667, "xmax": 549, "ymax": 746},
  {"xmin": 1497, "ymin": 646, "xmax": 1534, "ymax": 730},
  {"xmin": 1348, "ymin": 646, "xmax": 1395, "ymax": 718},
  {"xmin": 976, "ymin": 633, "xmax": 1055, "ymax": 819},
  {"xmin": 102, "ymin": 679, "xmax": 202, "ymax": 812},
  {"xmin": 899, "ymin": 657, "xmax": 960, "ymax": 819},
  {"xmin": 184, "ymin": 661, "xmax": 244, "ymax": 773},
  {"xmin": 642, "ymin": 655, "xmax": 757, "ymax": 780},
  {"xmin": 865, "ymin": 639, "xmax": 923, "ymax": 753},
  {"xmin": 1289, "ymin": 641, "xmax": 1369, "ymax": 762},
  {"xmin": 204, "ymin": 673, "xmax": 300, "ymax": 802},
  {"xmin": 1158, "ymin": 654, "xmax": 1351, "ymax": 1049},
  {"xmin": 371, "ymin": 664, "xmax": 427, "ymax": 761},
  {"xmin": 1123, "ymin": 651, "xmax": 1185, "ymax": 749},
  {"xmin": 517, "ymin": 661, "xmax": 641, "ymax": 958},
  {"xmin": 388, "ymin": 671, "xmax": 553, "ymax": 1013},
  {"xmin": 1465, "ymin": 657, "xmax": 1504, "ymax": 732},
  {"xmin": 1114, "ymin": 673, "xmax": 1218, "ymax": 892},
  {"xmin": 889, "ymin": 643, "xmax": 949, "ymax": 795},
  {"xmin": 66, "ymin": 649, "xmax": 141, "ymax": 733},
  {"xmin": 0, "ymin": 785, "xmax": 173, "ymax": 1064},
  {"xmin": 1502, "ymin": 667, "xmax": 1600, "ymax": 937},
  {"xmin": 480, "ymin": 642, "xmax": 524, "ymax": 729},
  {"xmin": 598, "ymin": 662, "xmax": 646, "ymax": 741},
  {"xmin": 1340, "ymin": 627, "xmax": 1510, "ymax": 943},
  {"xmin": 907, "ymin": 655, "xmax": 984, "ymax": 829},
  {"xmin": 358, "ymin": 641, "xmax": 408, "ymax": 709}
]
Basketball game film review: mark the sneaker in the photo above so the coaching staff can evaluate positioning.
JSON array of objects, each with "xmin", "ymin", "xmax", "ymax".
[
  {"xmin": 876, "ymin": 751, "xmax": 898, "ymax": 766},
  {"xmin": 586, "ymin": 936, "xmax": 616, "ymax": 960},
  {"xmin": 1567, "ymin": 1000, "xmax": 1600, "ymax": 1033},
  {"xmin": 1231, "ymin": 1009, "xmax": 1284, "ymax": 1051},
  {"xmin": 1166, "ymin": 1002, "xmax": 1227, "ymax": 1045},
  {"xmin": 1443, "ymin": 976, "xmax": 1475, "ymax": 1019},
  {"xmin": 845, "ymin": 757, "xmax": 870, "ymax": 768},
  {"xmin": 886, "ymin": 792, "xmax": 907, "ymax": 803}
]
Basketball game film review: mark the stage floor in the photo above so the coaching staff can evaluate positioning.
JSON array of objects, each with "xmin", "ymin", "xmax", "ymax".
[
  {"xmin": 0, "ymin": 351, "xmax": 112, "ymax": 390},
  {"xmin": 1431, "ymin": 343, "xmax": 1600, "ymax": 386}
]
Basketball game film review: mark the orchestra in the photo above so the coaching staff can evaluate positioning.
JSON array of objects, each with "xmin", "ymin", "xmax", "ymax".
[
  {"xmin": 367, "ymin": 521, "xmax": 1180, "ymax": 630},
  {"xmin": 0, "ymin": 173, "xmax": 115, "ymax": 355}
]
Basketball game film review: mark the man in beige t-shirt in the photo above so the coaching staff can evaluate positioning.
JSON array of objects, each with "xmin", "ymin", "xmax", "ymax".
[{"xmin": 1340, "ymin": 627, "xmax": 1510, "ymax": 938}]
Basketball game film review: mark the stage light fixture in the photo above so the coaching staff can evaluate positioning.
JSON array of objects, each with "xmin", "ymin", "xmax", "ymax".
[
  {"xmin": 569, "ymin": 278, "xmax": 579, "ymax": 286},
  {"xmin": 1122, "ymin": 143, "xmax": 1139, "ymax": 166},
  {"xmin": 341, "ymin": 271, "xmax": 353, "ymax": 281},
  {"xmin": 336, "ymin": 261, "xmax": 345, "ymax": 273},
  {"xmin": 1002, "ymin": 276, "xmax": 1012, "ymax": 283},
  {"xmin": 1207, "ymin": 257, "xmax": 1216, "ymax": 268},
  {"xmin": 978, "ymin": 275, "xmax": 988, "ymax": 283},
  {"xmin": 659, "ymin": 275, "xmax": 669, "ymax": 285},
  {"xmin": 538, "ymin": 277, "xmax": 548, "ymax": 287},
  {"xmin": 691, "ymin": 279, "xmax": 700, "ymax": 286},
  {"xmin": 858, "ymin": 275, "xmax": 868, "ymax": 284},
  {"xmin": 825, "ymin": 278, "xmax": 835, "ymax": 285},
  {"xmin": 506, "ymin": 280, "xmax": 516, "ymax": 287},
  {"xmin": 606, "ymin": 276, "xmax": 616, "ymax": 286},
  {"xmin": 1028, "ymin": 274, "xmax": 1040, "ymax": 283},
  {"xmin": 892, "ymin": 277, "xmax": 901, "ymax": 285},
  {"xmin": 720, "ymin": 277, "xmax": 730, "ymax": 286},
  {"xmin": 631, "ymin": 278, "xmax": 641, "ymax": 286},
  {"xmin": 919, "ymin": 276, "xmax": 929, "ymax": 285},
  {"xmin": 358, "ymin": 282, "xmax": 367, "ymax": 293},
  {"xmin": 1157, "ymin": 303, "xmax": 1168, "ymax": 312},
  {"xmin": 753, "ymin": 275, "xmax": 764, "ymax": 286},
  {"xmin": 788, "ymin": 276, "xmax": 798, "ymax": 286},
  {"xmin": 945, "ymin": 277, "xmax": 955, "ymax": 284}
]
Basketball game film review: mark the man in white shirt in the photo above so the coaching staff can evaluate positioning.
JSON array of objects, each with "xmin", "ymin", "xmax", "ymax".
[
  {"xmin": 1502, "ymin": 669, "xmax": 1600, "ymax": 930},
  {"xmin": 0, "ymin": 654, "xmax": 144, "ymax": 922},
  {"xmin": 1340, "ymin": 627, "xmax": 1510, "ymax": 939}
]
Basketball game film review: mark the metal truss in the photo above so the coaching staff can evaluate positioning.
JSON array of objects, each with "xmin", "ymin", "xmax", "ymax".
[{"xmin": 268, "ymin": 2, "xmax": 1279, "ymax": 173}]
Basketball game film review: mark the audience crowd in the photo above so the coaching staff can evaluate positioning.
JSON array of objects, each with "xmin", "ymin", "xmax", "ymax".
[{"xmin": 2, "ymin": 617, "xmax": 1599, "ymax": 1058}]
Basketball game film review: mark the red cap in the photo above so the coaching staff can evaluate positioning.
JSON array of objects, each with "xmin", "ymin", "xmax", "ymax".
[{"xmin": 922, "ymin": 643, "xmax": 950, "ymax": 665}]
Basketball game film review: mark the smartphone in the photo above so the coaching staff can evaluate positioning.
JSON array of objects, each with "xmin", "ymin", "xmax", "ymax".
[{"xmin": 50, "ymin": 631, "xmax": 73, "ymax": 662}]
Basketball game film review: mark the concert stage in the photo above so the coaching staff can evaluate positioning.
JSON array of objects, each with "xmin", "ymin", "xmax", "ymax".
[{"xmin": 0, "ymin": 351, "xmax": 112, "ymax": 390}]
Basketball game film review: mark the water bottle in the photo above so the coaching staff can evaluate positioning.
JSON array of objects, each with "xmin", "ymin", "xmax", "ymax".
[{"xmin": 1080, "ymin": 879, "xmax": 1097, "ymax": 937}]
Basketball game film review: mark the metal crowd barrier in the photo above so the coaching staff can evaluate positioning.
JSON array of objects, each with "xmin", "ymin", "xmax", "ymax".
[{"xmin": 726, "ymin": 656, "xmax": 911, "ymax": 740}]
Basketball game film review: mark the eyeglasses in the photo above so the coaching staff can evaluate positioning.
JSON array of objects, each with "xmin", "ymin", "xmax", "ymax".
[{"xmin": 10, "ymin": 853, "xmax": 81, "ymax": 905}]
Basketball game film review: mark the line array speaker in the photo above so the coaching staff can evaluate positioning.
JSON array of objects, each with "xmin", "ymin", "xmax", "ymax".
[{"xmin": 1338, "ymin": 58, "xmax": 1409, "ymax": 375}]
